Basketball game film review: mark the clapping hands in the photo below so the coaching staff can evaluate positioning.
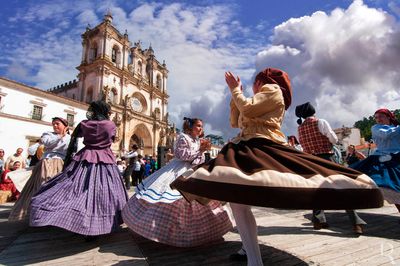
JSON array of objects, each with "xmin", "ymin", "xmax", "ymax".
[
  {"xmin": 200, "ymin": 138, "xmax": 211, "ymax": 152},
  {"xmin": 225, "ymin": 71, "xmax": 242, "ymax": 92}
]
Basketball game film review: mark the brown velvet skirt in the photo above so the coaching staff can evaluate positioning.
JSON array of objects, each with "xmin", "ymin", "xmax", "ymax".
[{"xmin": 171, "ymin": 138, "xmax": 383, "ymax": 210}]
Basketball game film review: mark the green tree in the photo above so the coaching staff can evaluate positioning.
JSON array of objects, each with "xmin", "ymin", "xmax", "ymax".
[{"xmin": 354, "ymin": 109, "xmax": 400, "ymax": 140}]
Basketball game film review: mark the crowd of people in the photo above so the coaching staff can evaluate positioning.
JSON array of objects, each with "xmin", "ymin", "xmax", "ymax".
[{"xmin": 0, "ymin": 66, "xmax": 398, "ymax": 266}]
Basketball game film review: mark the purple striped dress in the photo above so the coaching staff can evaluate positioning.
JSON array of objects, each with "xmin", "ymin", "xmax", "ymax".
[{"xmin": 30, "ymin": 120, "xmax": 128, "ymax": 236}]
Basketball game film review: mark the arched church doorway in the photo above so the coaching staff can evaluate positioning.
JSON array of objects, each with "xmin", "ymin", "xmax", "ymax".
[{"xmin": 129, "ymin": 124, "xmax": 153, "ymax": 156}]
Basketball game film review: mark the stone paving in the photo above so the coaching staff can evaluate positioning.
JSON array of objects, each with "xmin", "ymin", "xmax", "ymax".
[{"xmin": 0, "ymin": 199, "xmax": 399, "ymax": 265}]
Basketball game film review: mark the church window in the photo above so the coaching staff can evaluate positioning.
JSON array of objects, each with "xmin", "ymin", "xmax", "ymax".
[
  {"xmin": 156, "ymin": 74, "xmax": 162, "ymax": 90},
  {"xmin": 89, "ymin": 43, "xmax": 98, "ymax": 62},
  {"xmin": 112, "ymin": 47, "xmax": 118, "ymax": 63},
  {"xmin": 32, "ymin": 105, "xmax": 43, "ymax": 120},
  {"xmin": 137, "ymin": 61, "xmax": 142, "ymax": 75},
  {"xmin": 128, "ymin": 53, "xmax": 133, "ymax": 65},
  {"xmin": 86, "ymin": 87, "xmax": 93, "ymax": 103}
]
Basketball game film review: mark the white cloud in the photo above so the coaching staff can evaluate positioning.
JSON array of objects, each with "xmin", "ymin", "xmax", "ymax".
[
  {"xmin": 256, "ymin": 0, "xmax": 400, "ymax": 136},
  {"xmin": 104, "ymin": 2, "xmax": 260, "ymax": 138},
  {"xmin": 5, "ymin": 0, "xmax": 398, "ymax": 141},
  {"xmin": 2, "ymin": 1, "xmax": 261, "ymax": 140}
]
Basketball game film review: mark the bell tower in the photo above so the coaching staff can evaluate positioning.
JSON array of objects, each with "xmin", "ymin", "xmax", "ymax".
[
  {"xmin": 76, "ymin": 11, "xmax": 131, "ymax": 104},
  {"xmin": 50, "ymin": 12, "xmax": 172, "ymax": 156}
]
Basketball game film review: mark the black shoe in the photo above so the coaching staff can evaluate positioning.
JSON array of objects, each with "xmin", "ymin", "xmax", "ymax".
[
  {"xmin": 229, "ymin": 253, "xmax": 247, "ymax": 261},
  {"xmin": 313, "ymin": 222, "xmax": 329, "ymax": 230}
]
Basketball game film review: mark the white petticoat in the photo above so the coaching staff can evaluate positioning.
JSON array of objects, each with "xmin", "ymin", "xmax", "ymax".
[{"xmin": 134, "ymin": 158, "xmax": 192, "ymax": 203}]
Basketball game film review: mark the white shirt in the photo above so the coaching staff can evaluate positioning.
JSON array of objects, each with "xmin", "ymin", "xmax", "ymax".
[
  {"xmin": 124, "ymin": 151, "xmax": 138, "ymax": 159},
  {"xmin": 318, "ymin": 119, "xmax": 338, "ymax": 144},
  {"xmin": 134, "ymin": 160, "xmax": 141, "ymax": 171},
  {"xmin": 28, "ymin": 143, "xmax": 40, "ymax": 156},
  {"xmin": 40, "ymin": 132, "xmax": 71, "ymax": 159}
]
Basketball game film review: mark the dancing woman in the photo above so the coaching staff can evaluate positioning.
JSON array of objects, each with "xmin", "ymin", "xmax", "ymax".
[
  {"xmin": 122, "ymin": 117, "xmax": 232, "ymax": 247},
  {"xmin": 172, "ymin": 68, "xmax": 383, "ymax": 265},
  {"xmin": 351, "ymin": 108, "xmax": 400, "ymax": 212},
  {"xmin": 30, "ymin": 101, "xmax": 128, "ymax": 237},
  {"xmin": 9, "ymin": 117, "xmax": 70, "ymax": 221}
]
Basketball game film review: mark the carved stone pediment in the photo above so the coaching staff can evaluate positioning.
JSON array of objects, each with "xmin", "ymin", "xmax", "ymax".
[{"xmin": 113, "ymin": 113, "xmax": 122, "ymax": 126}]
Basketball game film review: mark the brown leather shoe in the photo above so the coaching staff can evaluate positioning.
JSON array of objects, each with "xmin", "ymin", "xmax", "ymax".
[
  {"xmin": 313, "ymin": 222, "xmax": 330, "ymax": 230},
  {"xmin": 353, "ymin": 224, "xmax": 363, "ymax": 234}
]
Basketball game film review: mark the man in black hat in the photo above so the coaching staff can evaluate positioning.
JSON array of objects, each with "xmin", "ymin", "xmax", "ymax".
[
  {"xmin": 122, "ymin": 144, "xmax": 140, "ymax": 190},
  {"xmin": 296, "ymin": 102, "xmax": 366, "ymax": 234}
]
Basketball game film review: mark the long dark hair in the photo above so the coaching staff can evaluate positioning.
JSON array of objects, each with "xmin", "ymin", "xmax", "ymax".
[
  {"xmin": 63, "ymin": 123, "xmax": 81, "ymax": 169},
  {"xmin": 87, "ymin": 100, "xmax": 111, "ymax": 121},
  {"xmin": 64, "ymin": 101, "xmax": 111, "ymax": 169}
]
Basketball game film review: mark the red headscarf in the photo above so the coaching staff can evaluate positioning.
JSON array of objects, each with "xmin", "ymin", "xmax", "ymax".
[
  {"xmin": 254, "ymin": 68, "xmax": 292, "ymax": 110},
  {"xmin": 374, "ymin": 108, "xmax": 399, "ymax": 126}
]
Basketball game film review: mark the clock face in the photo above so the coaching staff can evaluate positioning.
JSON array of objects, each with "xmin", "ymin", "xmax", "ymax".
[{"xmin": 130, "ymin": 97, "xmax": 143, "ymax": 112}]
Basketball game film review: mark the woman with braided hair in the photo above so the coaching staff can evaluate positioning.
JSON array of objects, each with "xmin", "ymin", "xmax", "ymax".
[
  {"xmin": 30, "ymin": 101, "xmax": 128, "ymax": 239},
  {"xmin": 122, "ymin": 117, "xmax": 232, "ymax": 247}
]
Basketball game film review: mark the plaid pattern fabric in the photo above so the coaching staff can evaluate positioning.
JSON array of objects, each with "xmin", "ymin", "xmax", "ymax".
[
  {"xmin": 30, "ymin": 160, "xmax": 128, "ymax": 236},
  {"xmin": 298, "ymin": 117, "xmax": 332, "ymax": 155},
  {"xmin": 122, "ymin": 197, "xmax": 233, "ymax": 247}
]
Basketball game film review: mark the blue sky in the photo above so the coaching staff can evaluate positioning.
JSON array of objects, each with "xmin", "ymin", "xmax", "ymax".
[{"xmin": 1, "ymin": 0, "xmax": 400, "ymax": 138}]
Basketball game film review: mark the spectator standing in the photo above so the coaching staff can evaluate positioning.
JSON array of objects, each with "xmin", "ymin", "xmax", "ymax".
[
  {"xmin": 144, "ymin": 160, "xmax": 151, "ymax": 177},
  {"xmin": 117, "ymin": 160, "xmax": 126, "ymax": 176},
  {"xmin": 122, "ymin": 144, "xmax": 139, "ymax": 190},
  {"xmin": 0, "ymin": 149, "xmax": 5, "ymax": 177}
]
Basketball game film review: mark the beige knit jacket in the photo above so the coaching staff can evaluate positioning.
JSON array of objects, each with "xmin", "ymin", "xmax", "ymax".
[{"xmin": 229, "ymin": 83, "xmax": 288, "ymax": 145}]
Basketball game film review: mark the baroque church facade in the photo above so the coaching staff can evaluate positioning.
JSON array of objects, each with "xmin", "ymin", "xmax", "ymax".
[{"xmin": 49, "ymin": 12, "xmax": 174, "ymax": 156}]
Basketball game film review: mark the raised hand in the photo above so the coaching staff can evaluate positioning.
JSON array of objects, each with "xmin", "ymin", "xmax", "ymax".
[
  {"xmin": 225, "ymin": 71, "xmax": 241, "ymax": 91},
  {"xmin": 200, "ymin": 138, "xmax": 211, "ymax": 151}
]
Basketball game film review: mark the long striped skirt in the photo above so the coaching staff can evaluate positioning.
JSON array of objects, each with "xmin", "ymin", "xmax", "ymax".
[
  {"xmin": 8, "ymin": 158, "xmax": 64, "ymax": 222},
  {"xmin": 171, "ymin": 138, "xmax": 383, "ymax": 210},
  {"xmin": 30, "ymin": 160, "xmax": 128, "ymax": 236}
]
